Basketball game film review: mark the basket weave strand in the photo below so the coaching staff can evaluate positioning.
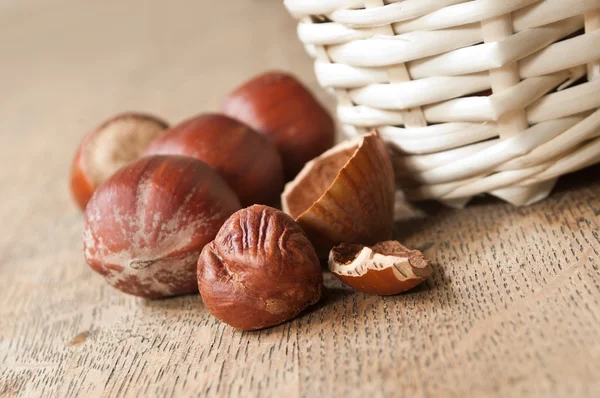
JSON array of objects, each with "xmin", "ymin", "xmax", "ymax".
[{"xmin": 285, "ymin": 0, "xmax": 600, "ymax": 208}]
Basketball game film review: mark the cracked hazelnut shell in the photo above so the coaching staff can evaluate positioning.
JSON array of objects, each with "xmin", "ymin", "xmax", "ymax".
[
  {"xmin": 144, "ymin": 113, "xmax": 283, "ymax": 206},
  {"xmin": 281, "ymin": 132, "xmax": 395, "ymax": 257},
  {"xmin": 329, "ymin": 241, "xmax": 432, "ymax": 295},
  {"xmin": 222, "ymin": 71, "xmax": 335, "ymax": 179},
  {"xmin": 83, "ymin": 155, "xmax": 241, "ymax": 298},
  {"xmin": 197, "ymin": 205, "xmax": 323, "ymax": 330},
  {"xmin": 70, "ymin": 112, "xmax": 168, "ymax": 210}
]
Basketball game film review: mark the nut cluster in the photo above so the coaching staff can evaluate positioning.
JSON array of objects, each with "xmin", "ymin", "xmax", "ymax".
[
  {"xmin": 74, "ymin": 71, "xmax": 432, "ymax": 331},
  {"xmin": 282, "ymin": 132, "xmax": 396, "ymax": 257}
]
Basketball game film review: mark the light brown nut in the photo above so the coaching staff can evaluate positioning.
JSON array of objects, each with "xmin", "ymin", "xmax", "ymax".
[{"xmin": 70, "ymin": 112, "xmax": 168, "ymax": 210}]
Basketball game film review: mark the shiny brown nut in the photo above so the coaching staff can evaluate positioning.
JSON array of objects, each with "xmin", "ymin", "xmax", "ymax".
[
  {"xmin": 83, "ymin": 155, "xmax": 241, "ymax": 298},
  {"xmin": 222, "ymin": 71, "xmax": 335, "ymax": 179},
  {"xmin": 70, "ymin": 112, "xmax": 168, "ymax": 210},
  {"xmin": 329, "ymin": 241, "xmax": 432, "ymax": 295},
  {"xmin": 144, "ymin": 113, "xmax": 283, "ymax": 206},
  {"xmin": 281, "ymin": 132, "xmax": 395, "ymax": 257},
  {"xmin": 197, "ymin": 205, "xmax": 323, "ymax": 330}
]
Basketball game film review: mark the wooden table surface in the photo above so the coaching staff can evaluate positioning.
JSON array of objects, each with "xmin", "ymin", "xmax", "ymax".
[{"xmin": 1, "ymin": 1, "xmax": 600, "ymax": 397}]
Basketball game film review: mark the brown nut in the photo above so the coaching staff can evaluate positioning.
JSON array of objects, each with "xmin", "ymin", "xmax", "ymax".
[
  {"xmin": 281, "ymin": 132, "xmax": 395, "ymax": 257},
  {"xmin": 144, "ymin": 113, "xmax": 283, "ymax": 206},
  {"xmin": 83, "ymin": 155, "xmax": 241, "ymax": 298},
  {"xmin": 222, "ymin": 71, "xmax": 335, "ymax": 179},
  {"xmin": 329, "ymin": 241, "xmax": 432, "ymax": 295},
  {"xmin": 197, "ymin": 205, "xmax": 323, "ymax": 331},
  {"xmin": 70, "ymin": 112, "xmax": 168, "ymax": 210}
]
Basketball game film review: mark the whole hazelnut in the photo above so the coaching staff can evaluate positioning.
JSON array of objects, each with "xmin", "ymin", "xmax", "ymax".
[
  {"xmin": 144, "ymin": 113, "xmax": 284, "ymax": 206},
  {"xmin": 197, "ymin": 205, "xmax": 323, "ymax": 330},
  {"xmin": 222, "ymin": 71, "xmax": 335, "ymax": 179},
  {"xmin": 83, "ymin": 155, "xmax": 241, "ymax": 298},
  {"xmin": 70, "ymin": 112, "xmax": 168, "ymax": 210}
]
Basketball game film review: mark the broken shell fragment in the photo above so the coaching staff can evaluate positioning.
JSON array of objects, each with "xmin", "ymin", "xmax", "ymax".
[
  {"xmin": 281, "ymin": 132, "xmax": 395, "ymax": 257},
  {"xmin": 329, "ymin": 241, "xmax": 432, "ymax": 295}
]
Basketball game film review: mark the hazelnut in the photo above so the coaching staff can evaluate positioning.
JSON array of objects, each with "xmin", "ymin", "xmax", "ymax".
[
  {"xmin": 144, "ymin": 113, "xmax": 284, "ymax": 206},
  {"xmin": 281, "ymin": 132, "xmax": 395, "ymax": 257},
  {"xmin": 197, "ymin": 205, "xmax": 323, "ymax": 330},
  {"xmin": 222, "ymin": 71, "xmax": 335, "ymax": 179},
  {"xmin": 83, "ymin": 155, "xmax": 241, "ymax": 298},
  {"xmin": 329, "ymin": 241, "xmax": 432, "ymax": 295},
  {"xmin": 70, "ymin": 112, "xmax": 168, "ymax": 210}
]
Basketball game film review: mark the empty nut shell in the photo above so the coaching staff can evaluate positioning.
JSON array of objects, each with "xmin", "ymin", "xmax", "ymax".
[
  {"xmin": 329, "ymin": 241, "xmax": 432, "ymax": 295},
  {"xmin": 281, "ymin": 132, "xmax": 395, "ymax": 257}
]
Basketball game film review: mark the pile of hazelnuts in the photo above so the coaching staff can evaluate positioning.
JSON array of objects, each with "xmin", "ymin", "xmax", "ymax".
[{"xmin": 72, "ymin": 72, "xmax": 431, "ymax": 331}]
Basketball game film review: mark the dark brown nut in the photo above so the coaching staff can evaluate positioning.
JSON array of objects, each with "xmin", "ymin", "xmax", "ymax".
[
  {"xmin": 197, "ymin": 205, "xmax": 323, "ymax": 330},
  {"xmin": 144, "ymin": 113, "xmax": 284, "ymax": 206},
  {"xmin": 329, "ymin": 241, "xmax": 432, "ymax": 295},
  {"xmin": 70, "ymin": 112, "xmax": 168, "ymax": 210},
  {"xmin": 222, "ymin": 71, "xmax": 335, "ymax": 180},
  {"xmin": 83, "ymin": 155, "xmax": 241, "ymax": 298}
]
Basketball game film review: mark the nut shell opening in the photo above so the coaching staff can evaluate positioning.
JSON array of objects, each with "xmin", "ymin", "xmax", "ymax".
[
  {"xmin": 283, "ymin": 142, "xmax": 357, "ymax": 219},
  {"xmin": 281, "ymin": 132, "xmax": 396, "ymax": 257},
  {"xmin": 329, "ymin": 241, "xmax": 432, "ymax": 295}
]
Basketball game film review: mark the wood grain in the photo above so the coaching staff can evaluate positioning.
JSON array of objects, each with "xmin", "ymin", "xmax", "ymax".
[{"xmin": 1, "ymin": 1, "xmax": 600, "ymax": 397}]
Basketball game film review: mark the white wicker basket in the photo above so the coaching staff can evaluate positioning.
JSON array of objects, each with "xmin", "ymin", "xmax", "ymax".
[{"xmin": 284, "ymin": 0, "xmax": 600, "ymax": 208}]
